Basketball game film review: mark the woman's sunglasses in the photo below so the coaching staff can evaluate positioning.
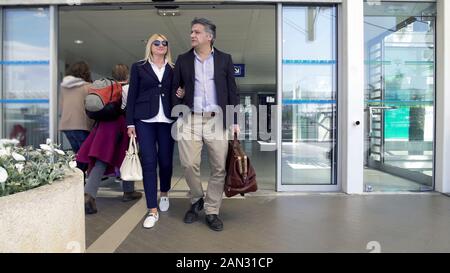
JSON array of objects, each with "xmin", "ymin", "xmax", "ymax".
[{"xmin": 152, "ymin": 40, "xmax": 168, "ymax": 47}]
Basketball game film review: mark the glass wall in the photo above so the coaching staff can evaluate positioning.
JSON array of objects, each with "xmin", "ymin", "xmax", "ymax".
[
  {"xmin": 2, "ymin": 8, "xmax": 50, "ymax": 147},
  {"xmin": 281, "ymin": 5, "xmax": 338, "ymax": 187},
  {"xmin": 364, "ymin": 1, "xmax": 436, "ymax": 192}
]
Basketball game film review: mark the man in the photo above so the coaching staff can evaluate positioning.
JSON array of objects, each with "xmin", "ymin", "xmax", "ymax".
[{"xmin": 172, "ymin": 18, "xmax": 239, "ymax": 232}]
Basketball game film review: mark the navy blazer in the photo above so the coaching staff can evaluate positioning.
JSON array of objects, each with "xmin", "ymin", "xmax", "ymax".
[
  {"xmin": 171, "ymin": 48, "xmax": 238, "ymax": 126},
  {"xmin": 126, "ymin": 60, "xmax": 174, "ymax": 126}
]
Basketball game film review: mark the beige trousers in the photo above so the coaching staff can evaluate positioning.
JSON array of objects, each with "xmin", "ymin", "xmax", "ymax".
[{"xmin": 177, "ymin": 114, "xmax": 228, "ymax": 215}]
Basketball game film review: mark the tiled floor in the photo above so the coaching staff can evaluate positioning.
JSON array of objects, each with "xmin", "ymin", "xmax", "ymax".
[
  {"xmin": 84, "ymin": 143, "xmax": 444, "ymax": 253},
  {"xmin": 86, "ymin": 180, "xmax": 450, "ymax": 253}
]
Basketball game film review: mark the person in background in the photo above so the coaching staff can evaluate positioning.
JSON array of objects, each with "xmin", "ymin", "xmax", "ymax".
[
  {"xmin": 113, "ymin": 64, "xmax": 131, "ymax": 184},
  {"xmin": 77, "ymin": 64, "xmax": 143, "ymax": 215},
  {"xmin": 59, "ymin": 61, "xmax": 94, "ymax": 174}
]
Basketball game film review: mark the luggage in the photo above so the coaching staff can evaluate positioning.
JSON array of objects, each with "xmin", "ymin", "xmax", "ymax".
[{"xmin": 224, "ymin": 134, "xmax": 257, "ymax": 197}]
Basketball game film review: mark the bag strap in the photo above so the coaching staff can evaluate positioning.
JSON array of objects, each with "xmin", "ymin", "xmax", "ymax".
[
  {"xmin": 109, "ymin": 79, "xmax": 115, "ymax": 102},
  {"xmin": 128, "ymin": 135, "xmax": 135, "ymax": 154},
  {"xmin": 232, "ymin": 133, "xmax": 239, "ymax": 148},
  {"xmin": 131, "ymin": 135, "xmax": 139, "ymax": 154},
  {"xmin": 233, "ymin": 132, "xmax": 248, "ymax": 178},
  {"xmin": 127, "ymin": 135, "xmax": 139, "ymax": 155}
]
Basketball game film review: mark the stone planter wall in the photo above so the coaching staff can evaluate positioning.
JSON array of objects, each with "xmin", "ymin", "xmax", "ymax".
[{"xmin": 0, "ymin": 169, "xmax": 85, "ymax": 253}]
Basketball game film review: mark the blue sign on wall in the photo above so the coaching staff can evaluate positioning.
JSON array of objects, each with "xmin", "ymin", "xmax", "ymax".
[{"xmin": 234, "ymin": 64, "xmax": 245, "ymax": 77}]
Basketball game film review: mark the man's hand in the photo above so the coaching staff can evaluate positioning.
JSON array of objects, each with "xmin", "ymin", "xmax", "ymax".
[
  {"xmin": 231, "ymin": 124, "xmax": 241, "ymax": 136},
  {"xmin": 127, "ymin": 127, "xmax": 136, "ymax": 138},
  {"xmin": 176, "ymin": 87, "xmax": 185, "ymax": 99}
]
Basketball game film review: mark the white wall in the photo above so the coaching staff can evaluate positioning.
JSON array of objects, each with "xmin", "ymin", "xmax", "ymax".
[{"xmin": 435, "ymin": 0, "xmax": 450, "ymax": 193}]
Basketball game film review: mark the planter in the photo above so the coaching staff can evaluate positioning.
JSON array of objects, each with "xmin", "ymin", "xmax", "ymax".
[{"xmin": 0, "ymin": 169, "xmax": 85, "ymax": 253}]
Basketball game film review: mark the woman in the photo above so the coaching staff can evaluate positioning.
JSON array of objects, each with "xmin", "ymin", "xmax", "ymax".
[
  {"xmin": 126, "ymin": 33, "xmax": 178, "ymax": 229},
  {"xmin": 59, "ymin": 61, "xmax": 94, "ymax": 172},
  {"xmin": 77, "ymin": 64, "xmax": 142, "ymax": 215}
]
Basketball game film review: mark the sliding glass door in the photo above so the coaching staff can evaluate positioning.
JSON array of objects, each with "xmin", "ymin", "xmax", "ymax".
[{"xmin": 279, "ymin": 5, "xmax": 338, "ymax": 191}]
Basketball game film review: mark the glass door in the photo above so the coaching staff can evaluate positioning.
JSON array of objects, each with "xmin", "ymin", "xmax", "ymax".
[
  {"xmin": 279, "ymin": 5, "xmax": 338, "ymax": 191},
  {"xmin": 364, "ymin": 2, "xmax": 436, "ymax": 192}
]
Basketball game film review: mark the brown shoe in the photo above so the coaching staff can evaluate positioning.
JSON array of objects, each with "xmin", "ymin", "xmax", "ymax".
[
  {"xmin": 122, "ymin": 191, "xmax": 143, "ymax": 202},
  {"xmin": 84, "ymin": 193, "xmax": 97, "ymax": 214}
]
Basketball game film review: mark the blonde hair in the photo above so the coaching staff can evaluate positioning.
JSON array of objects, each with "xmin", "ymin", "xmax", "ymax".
[{"xmin": 144, "ymin": 33, "xmax": 174, "ymax": 68}]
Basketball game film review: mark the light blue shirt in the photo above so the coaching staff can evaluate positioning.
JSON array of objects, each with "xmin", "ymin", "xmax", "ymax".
[{"xmin": 193, "ymin": 49, "xmax": 219, "ymax": 113}]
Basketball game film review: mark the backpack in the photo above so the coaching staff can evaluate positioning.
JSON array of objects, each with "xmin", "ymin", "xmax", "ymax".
[
  {"xmin": 85, "ymin": 78, "xmax": 122, "ymax": 121},
  {"xmin": 224, "ymin": 135, "xmax": 257, "ymax": 197}
]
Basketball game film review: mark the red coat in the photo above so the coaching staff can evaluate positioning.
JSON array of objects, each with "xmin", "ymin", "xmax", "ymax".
[{"xmin": 77, "ymin": 115, "xmax": 129, "ymax": 176}]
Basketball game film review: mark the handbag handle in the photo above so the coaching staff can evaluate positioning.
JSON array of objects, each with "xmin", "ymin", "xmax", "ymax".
[
  {"xmin": 132, "ymin": 135, "xmax": 139, "ymax": 154},
  {"xmin": 128, "ymin": 135, "xmax": 138, "ymax": 155},
  {"xmin": 232, "ymin": 132, "xmax": 239, "ymax": 147}
]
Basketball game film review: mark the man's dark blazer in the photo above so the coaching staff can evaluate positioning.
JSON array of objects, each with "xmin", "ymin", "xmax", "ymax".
[
  {"xmin": 126, "ymin": 60, "xmax": 174, "ymax": 126},
  {"xmin": 171, "ymin": 48, "xmax": 238, "ymax": 126}
]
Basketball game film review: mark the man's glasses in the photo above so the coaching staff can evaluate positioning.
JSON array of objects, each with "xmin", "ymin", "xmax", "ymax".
[{"xmin": 152, "ymin": 40, "xmax": 168, "ymax": 47}]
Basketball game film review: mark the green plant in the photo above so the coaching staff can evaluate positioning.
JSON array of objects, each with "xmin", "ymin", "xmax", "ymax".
[{"xmin": 0, "ymin": 139, "xmax": 76, "ymax": 197}]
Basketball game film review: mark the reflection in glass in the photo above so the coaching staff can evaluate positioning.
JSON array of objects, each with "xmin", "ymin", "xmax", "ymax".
[
  {"xmin": 281, "ymin": 6, "xmax": 337, "ymax": 185},
  {"xmin": 364, "ymin": 1, "xmax": 436, "ymax": 191},
  {"xmin": 2, "ymin": 8, "xmax": 50, "ymax": 147}
]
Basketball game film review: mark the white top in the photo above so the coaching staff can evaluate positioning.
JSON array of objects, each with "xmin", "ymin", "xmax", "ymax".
[
  {"xmin": 121, "ymin": 83, "xmax": 129, "ymax": 110},
  {"xmin": 140, "ymin": 59, "xmax": 172, "ymax": 124}
]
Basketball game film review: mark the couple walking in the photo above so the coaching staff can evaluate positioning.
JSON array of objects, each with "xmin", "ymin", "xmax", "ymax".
[{"xmin": 126, "ymin": 17, "xmax": 239, "ymax": 231}]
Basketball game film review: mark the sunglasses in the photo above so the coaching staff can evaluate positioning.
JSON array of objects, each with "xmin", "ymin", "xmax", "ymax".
[{"xmin": 152, "ymin": 40, "xmax": 168, "ymax": 47}]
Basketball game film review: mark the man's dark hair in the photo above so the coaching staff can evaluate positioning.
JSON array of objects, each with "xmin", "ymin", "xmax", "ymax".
[{"xmin": 191, "ymin": 17, "xmax": 216, "ymax": 46}]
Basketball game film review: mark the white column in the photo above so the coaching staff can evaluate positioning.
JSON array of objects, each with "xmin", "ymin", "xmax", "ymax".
[
  {"xmin": 339, "ymin": 0, "xmax": 364, "ymax": 194},
  {"xmin": 49, "ymin": 5, "xmax": 58, "ymax": 143},
  {"xmin": 435, "ymin": 0, "xmax": 450, "ymax": 193}
]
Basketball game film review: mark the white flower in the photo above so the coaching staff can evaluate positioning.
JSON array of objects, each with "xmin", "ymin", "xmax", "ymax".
[
  {"xmin": 46, "ymin": 138, "xmax": 52, "ymax": 145},
  {"xmin": 69, "ymin": 161, "xmax": 77, "ymax": 169},
  {"xmin": 0, "ymin": 149, "xmax": 8, "ymax": 158},
  {"xmin": 10, "ymin": 139, "xmax": 20, "ymax": 146},
  {"xmin": 40, "ymin": 144, "xmax": 53, "ymax": 152},
  {"xmin": 12, "ymin": 152, "xmax": 26, "ymax": 162},
  {"xmin": 54, "ymin": 149, "xmax": 65, "ymax": 155},
  {"xmin": 0, "ymin": 139, "xmax": 19, "ymax": 147},
  {"xmin": 15, "ymin": 163, "xmax": 24, "ymax": 173},
  {"xmin": 45, "ymin": 151, "xmax": 53, "ymax": 156},
  {"xmin": 0, "ymin": 166, "xmax": 8, "ymax": 183}
]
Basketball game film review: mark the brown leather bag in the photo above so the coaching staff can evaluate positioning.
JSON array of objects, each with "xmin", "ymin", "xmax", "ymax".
[{"xmin": 224, "ymin": 135, "xmax": 257, "ymax": 197}]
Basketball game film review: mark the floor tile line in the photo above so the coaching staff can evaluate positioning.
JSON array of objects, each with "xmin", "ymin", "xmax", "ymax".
[{"xmin": 86, "ymin": 198, "xmax": 147, "ymax": 253}]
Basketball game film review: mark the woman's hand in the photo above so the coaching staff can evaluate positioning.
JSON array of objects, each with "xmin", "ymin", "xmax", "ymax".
[
  {"xmin": 127, "ymin": 127, "xmax": 136, "ymax": 138},
  {"xmin": 176, "ymin": 87, "xmax": 185, "ymax": 99}
]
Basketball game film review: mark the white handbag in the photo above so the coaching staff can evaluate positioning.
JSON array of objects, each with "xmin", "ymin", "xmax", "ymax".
[{"xmin": 120, "ymin": 136, "xmax": 143, "ymax": 181}]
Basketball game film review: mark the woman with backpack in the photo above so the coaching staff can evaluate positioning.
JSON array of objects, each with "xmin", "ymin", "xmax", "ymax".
[
  {"xmin": 126, "ymin": 33, "xmax": 179, "ymax": 229},
  {"xmin": 77, "ymin": 64, "xmax": 142, "ymax": 215}
]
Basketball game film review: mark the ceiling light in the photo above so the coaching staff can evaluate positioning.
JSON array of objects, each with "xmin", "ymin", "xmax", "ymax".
[{"xmin": 74, "ymin": 40, "xmax": 84, "ymax": 44}]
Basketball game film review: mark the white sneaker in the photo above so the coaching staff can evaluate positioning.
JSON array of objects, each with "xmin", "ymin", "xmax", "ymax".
[
  {"xmin": 143, "ymin": 211, "xmax": 159, "ymax": 229},
  {"xmin": 159, "ymin": 196, "xmax": 170, "ymax": 212}
]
